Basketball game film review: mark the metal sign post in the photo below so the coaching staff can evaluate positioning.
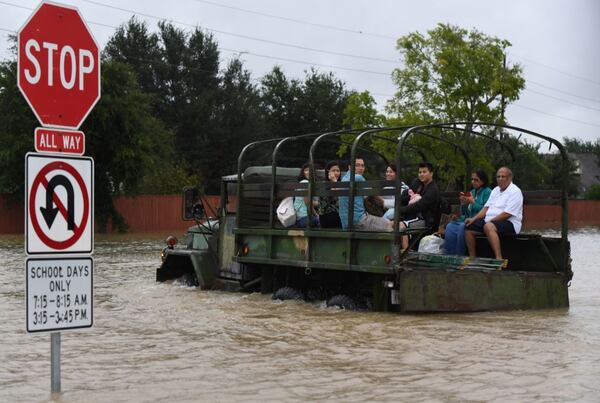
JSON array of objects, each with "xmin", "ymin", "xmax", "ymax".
[{"xmin": 51, "ymin": 332, "xmax": 60, "ymax": 393}]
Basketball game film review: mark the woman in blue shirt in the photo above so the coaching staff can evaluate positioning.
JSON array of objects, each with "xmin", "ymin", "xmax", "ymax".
[
  {"xmin": 295, "ymin": 162, "xmax": 319, "ymax": 228},
  {"xmin": 444, "ymin": 170, "xmax": 491, "ymax": 255}
]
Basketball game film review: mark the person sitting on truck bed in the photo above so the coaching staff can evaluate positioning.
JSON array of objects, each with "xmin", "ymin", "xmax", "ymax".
[
  {"xmin": 317, "ymin": 160, "xmax": 343, "ymax": 228},
  {"xmin": 444, "ymin": 169, "xmax": 492, "ymax": 255},
  {"xmin": 464, "ymin": 167, "xmax": 523, "ymax": 260},
  {"xmin": 294, "ymin": 162, "xmax": 319, "ymax": 228},
  {"xmin": 397, "ymin": 162, "xmax": 441, "ymax": 250},
  {"xmin": 338, "ymin": 157, "xmax": 393, "ymax": 232},
  {"xmin": 380, "ymin": 163, "xmax": 409, "ymax": 220}
]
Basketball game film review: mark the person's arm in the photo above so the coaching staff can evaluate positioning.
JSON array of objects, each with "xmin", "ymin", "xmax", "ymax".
[
  {"xmin": 464, "ymin": 206, "xmax": 488, "ymax": 226},
  {"xmin": 382, "ymin": 196, "xmax": 395, "ymax": 209},
  {"xmin": 399, "ymin": 184, "xmax": 436, "ymax": 215}
]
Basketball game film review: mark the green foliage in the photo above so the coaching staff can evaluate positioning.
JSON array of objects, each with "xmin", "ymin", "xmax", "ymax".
[
  {"xmin": 387, "ymin": 23, "xmax": 525, "ymax": 124},
  {"xmin": 259, "ymin": 67, "xmax": 351, "ymax": 167},
  {"xmin": 343, "ymin": 91, "xmax": 385, "ymax": 129},
  {"xmin": 584, "ymin": 184, "xmax": 600, "ymax": 200},
  {"xmin": 260, "ymin": 67, "xmax": 350, "ymax": 137},
  {"xmin": 83, "ymin": 60, "xmax": 172, "ymax": 231},
  {"xmin": 103, "ymin": 18, "xmax": 163, "ymax": 96},
  {"xmin": 563, "ymin": 137, "xmax": 600, "ymax": 154},
  {"xmin": 0, "ymin": 60, "xmax": 37, "ymax": 198},
  {"xmin": 368, "ymin": 24, "xmax": 527, "ymax": 188}
]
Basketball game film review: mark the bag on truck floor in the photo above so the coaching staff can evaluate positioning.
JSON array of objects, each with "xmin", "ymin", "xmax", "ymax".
[
  {"xmin": 418, "ymin": 234, "xmax": 445, "ymax": 254},
  {"xmin": 277, "ymin": 197, "xmax": 296, "ymax": 227}
]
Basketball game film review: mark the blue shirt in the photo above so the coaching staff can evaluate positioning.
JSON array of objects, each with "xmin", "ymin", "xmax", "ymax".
[
  {"xmin": 460, "ymin": 186, "xmax": 492, "ymax": 220},
  {"xmin": 294, "ymin": 179, "xmax": 309, "ymax": 218},
  {"xmin": 338, "ymin": 172, "xmax": 365, "ymax": 229}
]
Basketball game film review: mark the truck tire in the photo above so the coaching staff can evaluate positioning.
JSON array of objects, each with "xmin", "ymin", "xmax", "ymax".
[
  {"xmin": 326, "ymin": 294, "xmax": 358, "ymax": 310},
  {"xmin": 272, "ymin": 286, "xmax": 305, "ymax": 301}
]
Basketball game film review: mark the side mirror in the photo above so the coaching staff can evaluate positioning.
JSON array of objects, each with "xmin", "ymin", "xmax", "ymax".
[{"xmin": 182, "ymin": 187, "xmax": 200, "ymax": 220}]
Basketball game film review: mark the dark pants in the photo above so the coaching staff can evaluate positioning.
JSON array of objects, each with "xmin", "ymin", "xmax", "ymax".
[
  {"xmin": 296, "ymin": 216, "xmax": 319, "ymax": 228},
  {"xmin": 319, "ymin": 211, "xmax": 342, "ymax": 228},
  {"xmin": 466, "ymin": 218, "xmax": 516, "ymax": 235}
]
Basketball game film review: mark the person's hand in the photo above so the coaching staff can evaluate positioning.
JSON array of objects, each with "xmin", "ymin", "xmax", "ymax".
[
  {"xmin": 460, "ymin": 194, "xmax": 474, "ymax": 205},
  {"xmin": 464, "ymin": 217, "xmax": 474, "ymax": 226}
]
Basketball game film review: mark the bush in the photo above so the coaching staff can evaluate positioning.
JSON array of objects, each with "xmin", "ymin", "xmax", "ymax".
[{"xmin": 584, "ymin": 184, "xmax": 600, "ymax": 200}]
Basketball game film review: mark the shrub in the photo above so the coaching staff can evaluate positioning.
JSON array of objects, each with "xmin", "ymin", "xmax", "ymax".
[{"xmin": 584, "ymin": 184, "xmax": 600, "ymax": 200}]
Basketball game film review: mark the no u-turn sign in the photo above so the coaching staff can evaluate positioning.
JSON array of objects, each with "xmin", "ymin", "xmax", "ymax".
[{"xmin": 26, "ymin": 153, "xmax": 93, "ymax": 254}]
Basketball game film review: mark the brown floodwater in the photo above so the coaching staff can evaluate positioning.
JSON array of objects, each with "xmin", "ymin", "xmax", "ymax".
[{"xmin": 1, "ymin": 229, "xmax": 599, "ymax": 402}]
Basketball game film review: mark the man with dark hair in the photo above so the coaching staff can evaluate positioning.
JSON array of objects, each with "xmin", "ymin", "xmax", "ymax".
[
  {"xmin": 464, "ymin": 167, "xmax": 523, "ymax": 260},
  {"xmin": 397, "ymin": 162, "xmax": 441, "ymax": 249}
]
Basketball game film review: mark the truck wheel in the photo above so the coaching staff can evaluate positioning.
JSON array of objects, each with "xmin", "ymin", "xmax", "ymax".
[
  {"xmin": 326, "ymin": 294, "xmax": 358, "ymax": 310},
  {"xmin": 183, "ymin": 272, "xmax": 199, "ymax": 287},
  {"xmin": 272, "ymin": 286, "xmax": 305, "ymax": 301}
]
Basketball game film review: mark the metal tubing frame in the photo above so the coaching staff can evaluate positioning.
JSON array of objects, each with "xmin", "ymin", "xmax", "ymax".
[
  {"xmin": 307, "ymin": 128, "xmax": 391, "ymax": 229},
  {"xmin": 236, "ymin": 136, "xmax": 288, "ymax": 228},
  {"xmin": 347, "ymin": 126, "xmax": 473, "ymax": 230},
  {"xmin": 396, "ymin": 122, "xmax": 570, "ymax": 242},
  {"xmin": 269, "ymin": 132, "xmax": 326, "ymax": 228}
]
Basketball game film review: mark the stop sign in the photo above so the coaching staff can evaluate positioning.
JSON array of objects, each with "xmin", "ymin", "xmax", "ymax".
[{"xmin": 18, "ymin": 2, "xmax": 100, "ymax": 130}]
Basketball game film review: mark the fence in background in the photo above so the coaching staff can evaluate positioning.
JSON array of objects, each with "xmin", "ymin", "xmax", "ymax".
[{"xmin": 1, "ymin": 194, "xmax": 599, "ymax": 234}]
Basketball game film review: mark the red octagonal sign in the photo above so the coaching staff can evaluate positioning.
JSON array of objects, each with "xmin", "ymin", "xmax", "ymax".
[{"xmin": 18, "ymin": 2, "xmax": 100, "ymax": 130}]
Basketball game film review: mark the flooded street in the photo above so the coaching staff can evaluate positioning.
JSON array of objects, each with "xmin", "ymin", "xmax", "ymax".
[{"xmin": 1, "ymin": 229, "xmax": 600, "ymax": 402}]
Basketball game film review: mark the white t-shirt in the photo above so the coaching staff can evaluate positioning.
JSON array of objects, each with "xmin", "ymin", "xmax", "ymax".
[{"xmin": 484, "ymin": 182, "xmax": 523, "ymax": 233}]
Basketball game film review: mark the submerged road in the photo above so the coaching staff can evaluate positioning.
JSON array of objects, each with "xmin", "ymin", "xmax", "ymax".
[{"xmin": 1, "ymin": 229, "xmax": 599, "ymax": 402}]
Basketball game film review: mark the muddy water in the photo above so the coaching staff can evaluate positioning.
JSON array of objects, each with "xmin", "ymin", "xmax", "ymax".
[{"xmin": 1, "ymin": 229, "xmax": 600, "ymax": 402}]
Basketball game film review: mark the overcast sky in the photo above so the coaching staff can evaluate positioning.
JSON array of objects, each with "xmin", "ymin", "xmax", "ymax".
[{"xmin": 2, "ymin": 0, "xmax": 599, "ymax": 144}]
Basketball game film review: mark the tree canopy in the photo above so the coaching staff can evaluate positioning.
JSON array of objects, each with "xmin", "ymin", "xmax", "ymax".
[
  {"xmin": 387, "ymin": 23, "xmax": 525, "ymax": 124},
  {"xmin": 0, "ymin": 19, "xmax": 586, "ymax": 232}
]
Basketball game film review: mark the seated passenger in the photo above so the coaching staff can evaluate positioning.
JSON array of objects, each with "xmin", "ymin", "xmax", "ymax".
[
  {"xmin": 294, "ymin": 163, "xmax": 319, "ymax": 228},
  {"xmin": 397, "ymin": 162, "xmax": 441, "ymax": 250},
  {"xmin": 464, "ymin": 167, "xmax": 523, "ymax": 260},
  {"xmin": 317, "ymin": 160, "xmax": 342, "ymax": 228},
  {"xmin": 338, "ymin": 157, "xmax": 392, "ymax": 232},
  {"xmin": 444, "ymin": 169, "xmax": 491, "ymax": 255},
  {"xmin": 381, "ymin": 163, "xmax": 409, "ymax": 220}
]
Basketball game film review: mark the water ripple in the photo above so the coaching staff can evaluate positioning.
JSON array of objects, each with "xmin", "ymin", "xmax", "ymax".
[{"xmin": 1, "ymin": 229, "xmax": 599, "ymax": 402}]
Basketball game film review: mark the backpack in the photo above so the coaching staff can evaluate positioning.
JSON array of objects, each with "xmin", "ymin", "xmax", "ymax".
[{"xmin": 276, "ymin": 197, "xmax": 296, "ymax": 227}]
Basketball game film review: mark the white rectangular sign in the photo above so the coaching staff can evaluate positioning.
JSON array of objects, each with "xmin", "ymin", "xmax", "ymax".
[
  {"xmin": 26, "ymin": 153, "xmax": 94, "ymax": 254},
  {"xmin": 26, "ymin": 257, "xmax": 93, "ymax": 333}
]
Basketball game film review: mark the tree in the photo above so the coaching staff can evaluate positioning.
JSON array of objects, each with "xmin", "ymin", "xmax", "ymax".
[
  {"xmin": 202, "ymin": 58, "xmax": 264, "ymax": 190},
  {"xmin": 375, "ymin": 24, "xmax": 527, "ymax": 188},
  {"xmin": 387, "ymin": 23, "xmax": 525, "ymax": 125},
  {"xmin": 259, "ymin": 67, "xmax": 351, "ymax": 167},
  {"xmin": 83, "ymin": 61, "xmax": 172, "ymax": 231},
  {"xmin": 343, "ymin": 91, "xmax": 385, "ymax": 130},
  {"xmin": 103, "ymin": 17, "xmax": 163, "ymax": 97},
  {"xmin": 584, "ymin": 184, "xmax": 600, "ymax": 200},
  {"xmin": 0, "ymin": 59, "xmax": 37, "ymax": 198},
  {"xmin": 563, "ymin": 137, "xmax": 600, "ymax": 154}
]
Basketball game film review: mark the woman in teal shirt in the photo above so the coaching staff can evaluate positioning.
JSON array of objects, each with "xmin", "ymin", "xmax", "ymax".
[{"xmin": 444, "ymin": 170, "xmax": 491, "ymax": 255}]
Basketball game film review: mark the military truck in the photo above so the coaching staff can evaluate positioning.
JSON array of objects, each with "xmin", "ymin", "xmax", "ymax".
[{"xmin": 157, "ymin": 123, "xmax": 573, "ymax": 312}]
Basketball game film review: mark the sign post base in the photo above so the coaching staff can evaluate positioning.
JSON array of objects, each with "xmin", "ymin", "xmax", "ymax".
[{"xmin": 51, "ymin": 332, "xmax": 61, "ymax": 393}]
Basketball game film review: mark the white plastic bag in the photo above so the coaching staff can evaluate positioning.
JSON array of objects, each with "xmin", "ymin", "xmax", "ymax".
[
  {"xmin": 277, "ymin": 197, "xmax": 296, "ymax": 227},
  {"xmin": 418, "ymin": 234, "xmax": 445, "ymax": 254}
]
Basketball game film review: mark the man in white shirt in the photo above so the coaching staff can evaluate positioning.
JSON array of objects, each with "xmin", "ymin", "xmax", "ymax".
[{"xmin": 464, "ymin": 167, "xmax": 523, "ymax": 260}]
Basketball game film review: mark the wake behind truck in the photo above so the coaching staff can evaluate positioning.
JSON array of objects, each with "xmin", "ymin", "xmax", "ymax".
[{"xmin": 156, "ymin": 123, "xmax": 572, "ymax": 312}]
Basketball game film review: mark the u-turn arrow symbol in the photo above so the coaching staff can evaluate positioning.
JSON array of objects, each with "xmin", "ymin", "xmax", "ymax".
[{"xmin": 40, "ymin": 174, "xmax": 75, "ymax": 230}]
